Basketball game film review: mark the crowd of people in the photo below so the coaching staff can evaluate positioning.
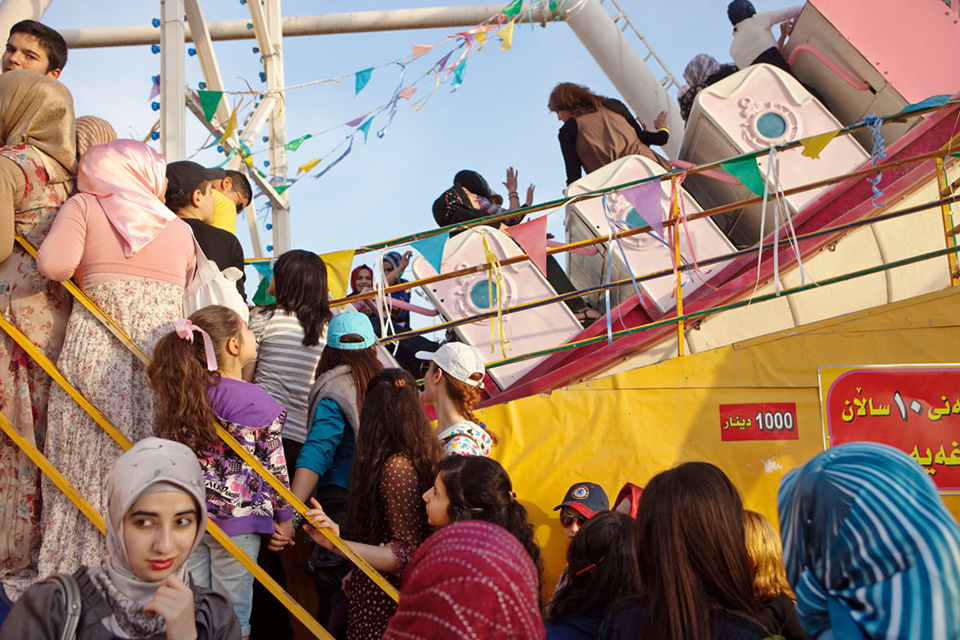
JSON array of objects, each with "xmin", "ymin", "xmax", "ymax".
[{"xmin": 0, "ymin": 6, "xmax": 959, "ymax": 640}]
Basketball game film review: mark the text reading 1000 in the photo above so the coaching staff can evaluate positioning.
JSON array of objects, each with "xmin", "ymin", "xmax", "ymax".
[{"xmin": 755, "ymin": 411, "xmax": 794, "ymax": 432}]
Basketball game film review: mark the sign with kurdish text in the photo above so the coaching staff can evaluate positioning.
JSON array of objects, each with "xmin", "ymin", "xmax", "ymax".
[
  {"xmin": 820, "ymin": 365, "xmax": 960, "ymax": 493},
  {"xmin": 719, "ymin": 403, "xmax": 799, "ymax": 441}
]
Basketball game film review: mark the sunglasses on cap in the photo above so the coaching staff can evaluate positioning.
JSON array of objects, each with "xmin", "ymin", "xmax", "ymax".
[{"xmin": 559, "ymin": 510, "xmax": 587, "ymax": 528}]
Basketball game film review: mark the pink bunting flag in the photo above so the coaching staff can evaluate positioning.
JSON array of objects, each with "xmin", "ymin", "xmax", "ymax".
[
  {"xmin": 148, "ymin": 76, "xmax": 160, "ymax": 101},
  {"xmin": 619, "ymin": 181, "xmax": 664, "ymax": 237},
  {"xmin": 411, "ymin": 44, "xmax": 434, "ymax": 60},
  {"xmin": 503, "ymin": 216, "xmax": 548, "ymax": 276},
  {"xmin": 398, "ymin": 86, "xmax": 418, "ymax": 100}
]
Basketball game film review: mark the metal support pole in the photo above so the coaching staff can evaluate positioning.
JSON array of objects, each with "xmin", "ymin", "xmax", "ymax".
[
  {"xmin": 159, "ymin": 0, "xmax": 186, "ymax": 161},
  {"xmin": 59, "ymin": 4, "xmax": 563, "ymax": 49},
  {"xmin": 265, "ymin": 0, "xmax": 290, "ymax": 255},
  {"xmin": 563, "ymin": 0, "xmax": 682, "ymax": 157}
]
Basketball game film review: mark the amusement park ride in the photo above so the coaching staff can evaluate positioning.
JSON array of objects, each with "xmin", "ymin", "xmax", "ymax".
[{"xmin": 2, "ymin": 0, "xmax": 960, "ymax": 635}]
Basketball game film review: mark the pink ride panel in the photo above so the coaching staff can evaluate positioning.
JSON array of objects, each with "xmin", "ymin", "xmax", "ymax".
[
  {"xmin": 412, "ymin": 227, "xmax": 582, "ymax": 390},
  {"xmin": 680, "ymin": 64, "xmax": 869, "ymax": 246},
  {"xmin": 566, "ymin": 155, "xmax": 737, "ymax": 317}
]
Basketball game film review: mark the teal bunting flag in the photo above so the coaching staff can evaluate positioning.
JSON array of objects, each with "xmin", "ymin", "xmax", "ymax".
[
  {"xmin": 251, "ymin": 261, "xmax": 273, "ymax": 278},
  {"xmin": 357, "ymin": 118, "xmax": 373, "ymax": 142},
  {"xmin": 720, "ymin": 156, "xmax": 765, "ymax": 196},
  {"xmin": 452, "ymin": 59, "xmax": 467, "ymax": 87},
  {"xmin": 355, "ymin": 68, "xmax": 373, "ymax": 95},
  {"xmin": 411, "ymin": 232, "xmax": 449, "ymax": 274}
]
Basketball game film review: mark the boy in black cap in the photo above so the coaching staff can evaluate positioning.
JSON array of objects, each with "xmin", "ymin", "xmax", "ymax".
[
  {"xmin": 165, "ymin": 161, "xmax": 246, "ymax": 301},
  {"xmin": 554, "ymin": 481, "xmax": 609, "ymax": 544}
]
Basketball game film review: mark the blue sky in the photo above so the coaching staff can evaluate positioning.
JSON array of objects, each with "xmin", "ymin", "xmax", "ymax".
[{"xmin": 41, "ymin": 0, "xmax": 797, "ymax": 300}]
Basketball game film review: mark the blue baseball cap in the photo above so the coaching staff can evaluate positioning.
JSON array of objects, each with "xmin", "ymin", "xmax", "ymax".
[
  {"xmin": 327, "ymin": 311, "xmax": 376, "ymax": 350},
  {"xmin": 554, "ymin": 482, "xmax": 609, "ymax": 518}
]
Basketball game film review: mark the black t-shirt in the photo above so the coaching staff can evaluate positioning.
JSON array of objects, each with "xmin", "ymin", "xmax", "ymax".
[{"xmin": 182, "ymin": 217, "xmax": 247, "ymax": 302}]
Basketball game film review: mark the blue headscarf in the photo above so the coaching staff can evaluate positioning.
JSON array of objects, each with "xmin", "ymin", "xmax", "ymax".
[{"xmin": 778, "ymin": 442, "xmax": 960, "ymax": 639}]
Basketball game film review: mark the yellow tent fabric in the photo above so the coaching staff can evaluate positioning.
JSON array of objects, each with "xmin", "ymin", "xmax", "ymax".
[{"xmin": 478, "ymin": 285, "xmax": 960, "ymax": 591}]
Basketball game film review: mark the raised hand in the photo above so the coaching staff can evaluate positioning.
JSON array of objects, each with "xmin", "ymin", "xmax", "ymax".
[{"xmin": 654, "ymin": 110, "xmax": 668, "ymax": 130}]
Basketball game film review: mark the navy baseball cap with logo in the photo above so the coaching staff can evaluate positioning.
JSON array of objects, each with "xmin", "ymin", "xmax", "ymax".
[{"xmin": 553, "ymin": 482, "xmax": 609, "ymax": 518}]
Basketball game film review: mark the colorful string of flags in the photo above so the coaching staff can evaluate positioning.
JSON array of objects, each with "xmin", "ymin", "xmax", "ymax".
[{"xmin": 171, "ymin": 0, "xmax": 568, "ymax": 203}]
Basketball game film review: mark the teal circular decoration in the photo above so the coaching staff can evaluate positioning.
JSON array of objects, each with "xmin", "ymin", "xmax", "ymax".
[
  {"xmin": 756, "ymin": 112, "xmax": 787, "ymax": 138},
  {"xmin": 469, "ymin": 281, "xmax": 498, "ymax": 309},
  {"xmin": 624, "ymin": 208, "xmax": 647, "ymax": 230}
]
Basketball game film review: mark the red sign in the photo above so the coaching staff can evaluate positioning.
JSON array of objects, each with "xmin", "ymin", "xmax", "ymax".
[
  {"xmin": 720, "ymin": 403, "xmax": 799, "ymax": 441},
  {"xmin": 822, "ymin": 366, "xmax": 960, "ymax": 492}
]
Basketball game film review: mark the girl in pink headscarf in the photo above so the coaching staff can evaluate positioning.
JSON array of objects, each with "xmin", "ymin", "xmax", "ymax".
[{"xmin": 35, "ymin": 139, "xmax": 196, "ymax": 582}]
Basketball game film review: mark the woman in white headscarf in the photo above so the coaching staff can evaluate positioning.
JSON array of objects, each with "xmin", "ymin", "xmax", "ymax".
[{"xmin": 0, "ymin": 437, "xmax": 241, "ymax": 639}]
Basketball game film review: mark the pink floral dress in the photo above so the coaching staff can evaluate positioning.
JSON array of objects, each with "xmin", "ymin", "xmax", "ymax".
[{"xmin": 0, "ymin": 145, "xmax": 73, "ymax": 598}]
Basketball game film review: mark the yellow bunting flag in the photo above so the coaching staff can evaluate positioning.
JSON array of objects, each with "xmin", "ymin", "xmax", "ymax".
[
  {"xmin": 218, "ymin": 105, "xmax": 239, "ymax": 144},
  {"xmin": 298, "ymin": 158, "xmax": 322, "ymax": 175},
  {"xmin": 243, "ymin": 154, "xmax": 253, "ymax": 167},
  {"xmin": 497, "ymin": 20, "xmax": 515, "ymax": 51},
  {"xmin": 319, "ymin": 249, "xmax": 356, "ymax": 301},
  {"xmin": 476, "ymin": 30, "xmax": 488, "ymax": 50},
  {"xmin": 800, "ymin": 129, "xmax": 840, "ymax": 159}
]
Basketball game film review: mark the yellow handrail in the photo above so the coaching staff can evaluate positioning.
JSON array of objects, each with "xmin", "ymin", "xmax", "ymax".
[
  {"xmin": 0, "ymin": 299, "xmax": 334, "ymax": 638},
  {"xmin": 16, "ymin": 236, "xmax": 399, "ymax": 602},
  {"xmin": 0, "ymin": 410, "xmax": 104, "ymax": 534}
]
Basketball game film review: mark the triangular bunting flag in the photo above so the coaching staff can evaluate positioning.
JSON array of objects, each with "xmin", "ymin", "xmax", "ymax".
[
  {"xmin": 720, "ymin": 156, "xmax": 765, "ymax": 196},
  {"xmin": 198, "ymin": 90, "xmax": 223, "ymax": 123},
  {"xmin": 252, "ymin": 273, "xmax": 275, "ymax": 306},
  {"xmin": 452, "ymin": 59, "xmax": 468, "ymax": 87},
  {"xmin": 355, "ymin": 68, "xmax": 373, "ymax": 95},
  {"xmin": 149, "ymin": 76, "xmax": 161, "ymax": 101},
  {"xmin": 297, "ymin": 158, "xmax": 322, "ymax": 175},
  {"xmin": 503, "ymin": 0, "xmax": 523, "ymax": 19},
  {"xmin": 274, "ymin": 184, "xmax": 291, "ymax": 195},
  {"xmin": 800, "ymin": 129, "xmax": 840, "ymax": 159},
  {"xmin": 218, "ymin": 104, "xmax": 238, "ymax": 143},
  {"xmin": 398, "ymin": 86, "xmax": 417, "ymax": 100},
  {"xmin": 357, "ymin": 118, "xmax": 373, "ymax": 142},
  {"xmin": 346, "ymin": 114, "xmax": 367, "ymax": 127},
  {"xmin": 619, "ymin": 181, "xmax": 663, "ymax": 237},
  {"xmin": 435, "ymin": 51, "xmax": 453, "ymax": 71},
  {"xmin": 284, "ymin": 134, "xmax": 311, "ymax": 151},
  {"xmin": 897, "ymin": 94, "xmax": 951, "ymax": 116},
  {"xmin": 251, "ymin": 261, "xmax": 273, "ymax": 278},
  {"xmin": 243, "ymin": 154, "xmax": 253, "ymax": 167},
  {"xmin": 503, "ymin": 216, "xmax": 548, "ymax": 275},
  {"xmin": 411, "ymin": 232, "xmax": 449, "ymax": 275},
  {"xmin": 319, "ymin": 249, "xmax": 356, "ymax": 300},
  {"xmin": 497, "ymin": 20, "xmax": 515, "ymax": 51},
  {"xmin": 411, "ymin": 44, "xmax": 434, "ymax": 60},
  {"xmin": 475, "ymin": 30, "xmax": 488, "ymax": 48}
]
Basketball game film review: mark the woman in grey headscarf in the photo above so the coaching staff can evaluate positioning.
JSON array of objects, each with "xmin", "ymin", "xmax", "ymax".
[{"xmin": 1, "ymin": 438, "xmax": 241, "ymax": 639}]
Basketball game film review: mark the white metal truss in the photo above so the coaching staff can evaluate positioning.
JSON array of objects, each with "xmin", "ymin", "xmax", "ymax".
[{"xmin": 600, "ymin": 0, "xmax": 680, "ymax": 94}]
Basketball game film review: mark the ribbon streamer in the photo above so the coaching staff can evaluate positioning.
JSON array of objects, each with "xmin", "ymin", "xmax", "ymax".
[
  {"xmin": 863, "ymin": 114, "xmax": 887, "ymax": 207},
  {"xmin": 481, "ymin": 234, "xmax": 510, "ymax": 357},
  {"xmin": 313, "ymin": 136, "xmax": 355, "ymax": 180},
  {"xmin": 753, "ymin": 146, "xmax": 815, "ymax": 298}
]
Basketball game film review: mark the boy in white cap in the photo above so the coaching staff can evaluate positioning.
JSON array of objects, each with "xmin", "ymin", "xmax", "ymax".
[{"xmin": 417, "ymin": 343, "xmax": 494, "ymax": 456}]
